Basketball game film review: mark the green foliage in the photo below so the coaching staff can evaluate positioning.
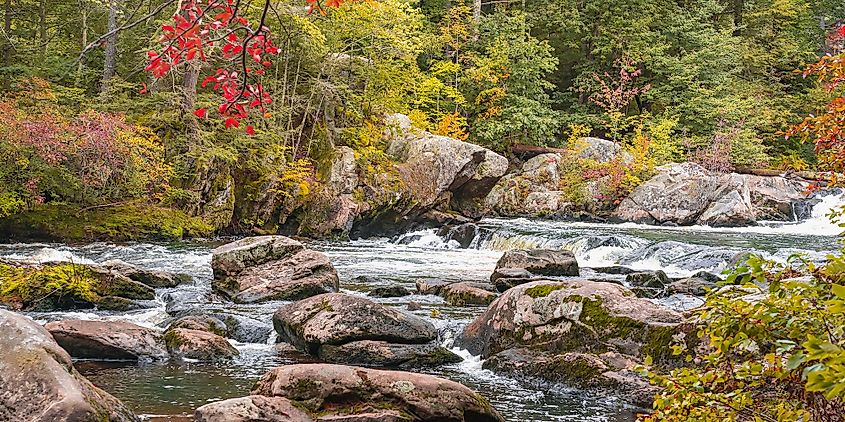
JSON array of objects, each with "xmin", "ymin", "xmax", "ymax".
[
  {"xmin": 641, "ymin": 253, "xmax": 845, "ymax": 421},
  {"xmin": 0, "ymin": 263, "xmax": 99, "ymax": 310},
  {"xmin": 0, "ymin": 203, "xmax": 213, "ymax": 242},
  {"xmin": 463, "ymin": 10, "xmax": 560, "ymax": 150}
]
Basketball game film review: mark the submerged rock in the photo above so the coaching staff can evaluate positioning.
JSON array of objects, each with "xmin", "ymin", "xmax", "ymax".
[
  {"xmin": 273, "ymin": 293, "xmax": 460, "ymax": 367},
  {"xmin": 211, "ymin": 236, "xmax": 339, "ymax": 303},
  {"xmin": 0, "ymin": 310, "xmax": 138, "ymax": 422},
  {"xmin": 626, "ymin": 270, "xmax": 671, "ymax": 298},
  {"xmin": 613, "ymin": 162, "xmax": 808, "ymax": 226},
  {"xmin": 250, "ymin": 363, "xmax": 505, "ymax": 421},
  {"xmin": 163, "ymin": 328, "xmax": 239, "ymax": 361},
  {"xmin": 369, "ymin": 285, "xmax": 413, "ymax": 298},
  {"xmin": 45, "ymin": 319, "xmax": 169, "ymax": 361},
  {"xmin": 456, "ymin": 279, "xmax": 690, "ymax": 404}
]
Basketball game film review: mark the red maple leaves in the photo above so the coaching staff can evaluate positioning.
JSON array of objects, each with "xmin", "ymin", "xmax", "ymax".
[{"xmin": 144, "ymin": 0, "xmax": 282, "ymax": 134}]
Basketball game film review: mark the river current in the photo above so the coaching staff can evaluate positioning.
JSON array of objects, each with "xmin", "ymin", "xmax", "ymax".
[{"xmin": 1, "ymin": 193, "xmax": 842, "ymax": 421}]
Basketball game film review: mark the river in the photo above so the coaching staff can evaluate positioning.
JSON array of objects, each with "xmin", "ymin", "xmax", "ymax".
[{"xmin": 0, "ymin": 193, "xmax": 841, "ymax": 421}]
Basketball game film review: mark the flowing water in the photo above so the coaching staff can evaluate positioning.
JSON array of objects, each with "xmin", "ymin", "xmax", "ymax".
[{"xmin": 1, "ymin": 193, "xmax": 842, "ymax": 421}]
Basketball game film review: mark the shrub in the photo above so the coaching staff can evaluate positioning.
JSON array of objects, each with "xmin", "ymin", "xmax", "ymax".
[{"xmin": 641, "ymin": 254, "xmax": 845, "ymax": 421}]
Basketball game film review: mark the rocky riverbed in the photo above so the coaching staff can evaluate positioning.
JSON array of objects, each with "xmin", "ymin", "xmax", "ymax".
[{"xmin": 0, "ymin": 199, "xmax": 841, "ymax": 421}]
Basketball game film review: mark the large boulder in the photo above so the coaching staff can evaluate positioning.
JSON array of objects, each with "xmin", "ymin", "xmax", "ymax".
[
  {"xmin": 45, "ymin": 319, "xmax": 169, "ymax": 361},
  {"xmin": 0, "ymin": 310, "xmax": 138, "ymax": 422},
  {"xmin": 251, "ymin": 364, "xmax": 504, "ymax": 421},
  {"xmin": 456, "ymin": 279, "xmax": 690, "ymax": 404},
  {"xmin": 485, "ymin": 138, "xmax": 633, "ymax": 218},
  {"xmin": 490, "ymin": 249, "xmax": 579, "ymax": 292},
  {"xmin": 385, "ymin": 114, "xmax": 509, "ymax": 219},
  {"xmin": 273, "ymin": 293, "xmax": 460, "ymax": 368},
  {"xmin": 612, "ymin": 162, "xmax": 808, "ymax": 226},
  {"xmin": 485, "ymin": 153, "xmax": 570, "ymax": 217},
  {"xmin": 211, "ymin": 236, "xmax": 339, "ymax": 303},
  {"xmin": 578, "ymin": 137, "xmax": 634, "ymax": 164}
]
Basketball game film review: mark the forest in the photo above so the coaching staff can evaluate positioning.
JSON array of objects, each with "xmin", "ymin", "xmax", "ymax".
[
  {"xmin": 1, "ymin": 0, "xmax": 844, "ymax": 237},
  {"xmin": 3, "ymin": 1, "xmax": 845, "ymax": 421}
]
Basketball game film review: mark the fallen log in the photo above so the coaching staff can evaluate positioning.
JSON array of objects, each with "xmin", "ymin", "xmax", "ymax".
[{"xmin": 510, "ymin": 144, "xmax": 569, "ymax": 159}]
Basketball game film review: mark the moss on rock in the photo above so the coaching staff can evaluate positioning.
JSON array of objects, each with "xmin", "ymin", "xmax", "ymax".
[
  {"xmin": 0, "ymin": 263, "xmax": 99, "ymax": 310},
  {"xmin": 0, "ymin": 203, "xmax": 213, "ymax": 242}
]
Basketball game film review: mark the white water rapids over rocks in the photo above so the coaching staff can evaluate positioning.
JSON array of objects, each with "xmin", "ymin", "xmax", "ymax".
[{"xmin": 1, "ymin": 192, "xmax": 842, "ymax": 421}]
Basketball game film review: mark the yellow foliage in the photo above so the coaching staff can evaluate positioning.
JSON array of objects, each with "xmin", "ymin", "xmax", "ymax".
[{"xmin": 432, "ymin": 112, "xmax": 469, "ymax": 140}]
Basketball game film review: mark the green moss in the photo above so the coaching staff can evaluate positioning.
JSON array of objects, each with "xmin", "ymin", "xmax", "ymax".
[
  {"xmin": 162, "ymin": 329, "xmax": 184, "ymax": 351},
  {"xmin": 0, "ymin": 202, "xmax": 213, "ymax": 242},
  {"xmin": 0, "ymin": 263, "xmax": 99, "ymax": 310},
  {"xmin": 525, "ymin": 283, "xmax": 568, "ymax": 298}
]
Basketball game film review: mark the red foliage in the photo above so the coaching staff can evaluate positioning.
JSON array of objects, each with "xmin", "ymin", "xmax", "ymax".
[
  {"xmin": 586, "ymin": 56, "xmax": 651, "ymax": 114},
  {"xmin": 144, "ymin": 0, "xmax": 346, "ymax": 134},
  {"xmin": 787, "ymin": 26, "xmax": 845, "ymax": 184}
]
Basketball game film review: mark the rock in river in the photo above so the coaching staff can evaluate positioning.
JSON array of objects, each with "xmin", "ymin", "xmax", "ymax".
[
  {"xmin": 45, "ymin": 319, "xmax": 169, "ymax": 361},
  {"xmin": 456, "ymin": 279, "xmax": 691, "ymax": 405},
  {"xmin": 490, "ymin": 249, "xmax": 579, "ymax": 292},
  {"xmin": 273, "ymin": 293, "xmax": 460, "ymax": 368},
  {"xmin": 440, "ymin": 282, "xmax": 498, "ymax": 306},
  {"xmin": 195, "ymin": 395, "xmax": 313, "ymax": 422},
  {"xmin": 163, "ymin": 328, "xmax": 240, "ymax": 361},
  {"xmin": 211, "ymin": 236, "xmax": 339, "ymax": 303},
  {"xmin": 0, "ymin": 310, "xmax": 138, "ymax": 422},
  {"xmin": 248, "ymin": 363, "xmax": 505, "ymax": 421}
]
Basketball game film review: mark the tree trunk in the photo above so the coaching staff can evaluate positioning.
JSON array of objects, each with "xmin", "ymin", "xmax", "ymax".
[
  {"xmin": 181, "ymin": 62, "xmax": 200, "ymax": 142},
  {"xmin": 473, "ymin": 0, "xmax": 481, "ymax": 24},
  {"xmin": 732, "ymin": 0, "xmax": 744, "ymax": 36},
  {"xmin": 2, "ymin": 0, "xmax": 11, "ymax": 90},
  {"xmin": 78, "ymin": 1, "xmax": 87, "ymax": 80},
  {"xmin": 100, "ymin": 0, "xmax": 121, "ymax": 95},
  {"xmin": 38, "ymin": 0, "xmax": 46, "ymax": 49}
]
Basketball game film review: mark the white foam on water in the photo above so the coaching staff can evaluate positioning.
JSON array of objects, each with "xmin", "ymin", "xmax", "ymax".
[
  {"xmin": 395, "ymin": 229, "xmax": 462, "ymax": 249},
  {"xmin": 0, "ymin": 247, "xmax": 97, "ymax": 265}
]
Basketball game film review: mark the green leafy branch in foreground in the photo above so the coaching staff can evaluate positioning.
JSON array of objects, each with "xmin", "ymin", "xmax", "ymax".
[{"xmin": 640, "ymin": 254, "xmax": 845, "ymax": 421}]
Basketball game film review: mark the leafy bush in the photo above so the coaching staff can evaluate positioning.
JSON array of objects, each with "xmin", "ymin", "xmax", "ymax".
[{"xmin": 641, "ymin": 254, "xmax": 845, "ymax": 421}]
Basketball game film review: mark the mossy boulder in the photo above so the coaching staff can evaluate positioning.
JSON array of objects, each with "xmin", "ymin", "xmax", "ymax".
[
  {"xmin": 0, "ymin": 203, "xmax": 213, "ymax": 243},
  {"xmin": 250, "ymin": 364, "xmax": 505, "ymax": 421},
  {"xmin": 0, "ymin": 310, "xmax": 138, "ymax": 422},
  {"xmin": 458, "ymin": 279, "xmax": 686, "ymax": 361},
  {"xmin": 0, "ymin": 261, "xmax": 159, "ymax": 311},
  {"xmin": 456, "ymin": 279, "xmax": 691, "ymax": 402}
]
